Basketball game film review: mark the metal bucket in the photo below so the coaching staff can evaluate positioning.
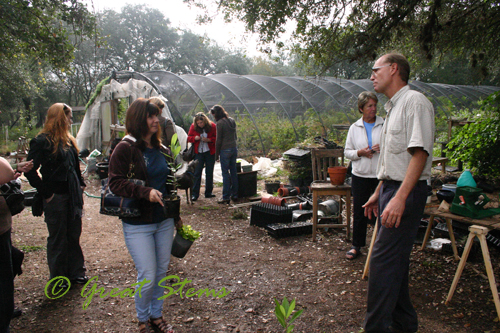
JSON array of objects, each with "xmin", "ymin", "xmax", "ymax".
[{"xmin": 318, "ymin": 199, "xmax": 339, "ymax": 216}]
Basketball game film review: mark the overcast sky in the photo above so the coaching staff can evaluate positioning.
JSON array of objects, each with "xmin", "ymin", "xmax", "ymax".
[{"xmin": 83, "ymin": 0, "xmax": 264, "ymax": 57}]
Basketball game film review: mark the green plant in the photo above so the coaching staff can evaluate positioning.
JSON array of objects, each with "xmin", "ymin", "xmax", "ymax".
[
  {"xmin": 163, "ymin": 133, "xmax": 183, "ymax": 199},
  {"xmin": 198, "ymin": 206, "xmax": 219, "ymax": 210},
  {"xmin": 177, "ymin": 225, "xmax": 201, "ymax": 242},
  {"xmin": 231, "ymin": 209, "xmax": 248, "ymax": 220},
  {"xmin": 18, "ymin": 245, "xmax": 45, "ymax": 253},
  {"xmin": 447, "ymin": 91, "xmax": 500, "ymax": 177},
  {"xmin": 274, "ymin": 297, "xmax": 303, "ymax": 333}
]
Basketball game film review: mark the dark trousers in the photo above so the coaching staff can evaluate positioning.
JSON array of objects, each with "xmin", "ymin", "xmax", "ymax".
[
  {"xmin": 351, "ymin": 174, "xmax": 379, "ymax": 248},
  {"xmin": 43, "ymin": 194, "xmax": 85, "ymax": 280},
  {"xmin": 192, "ymin": 151, "xmax": 215, "ymax": 198},
  {"xmin": 364, "ymin": 180, "xmax": 427, "ymax": 333},
  {"xmin": 0, "ymin": 229, "xmax": 13, "ymax": 333}
]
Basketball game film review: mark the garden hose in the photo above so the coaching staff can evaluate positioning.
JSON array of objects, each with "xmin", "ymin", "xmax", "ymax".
[
  {"xmin": 84, "ymin": 191, "xmax": 100, "ymax": 199},
  {"xmin": 80, "ymin": 157, "xmax": 88, "ymax": 175}
]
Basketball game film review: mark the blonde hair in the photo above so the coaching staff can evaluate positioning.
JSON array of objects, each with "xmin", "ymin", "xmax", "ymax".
[
  {"xmin": 357, "ymin": 92, "xmax": 378, "ymax": 113},
  {"xmin": 40, "ymin": 103, "xmax": 78, "ymax": 154},
  {"xmin": 149, "ymin": 97, "xmax": 165, "ymax": 111}
]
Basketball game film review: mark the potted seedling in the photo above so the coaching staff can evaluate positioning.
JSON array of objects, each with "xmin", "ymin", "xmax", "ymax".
[
  {"xmin": 171, "ymin": 225, "xmax": 202, "ymax": 258},
  {"xmin": 265, "ymin": 177, "xmax": 281, "ymax": 194},
  {"xmin": 162, "ymin": 133, "xmax": 183, "ymax": 219}
]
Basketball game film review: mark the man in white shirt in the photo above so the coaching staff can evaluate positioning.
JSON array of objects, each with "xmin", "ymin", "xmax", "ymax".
[{"xmin": 362, "ymin": 53, "xmax": 435, "ymax": 333}]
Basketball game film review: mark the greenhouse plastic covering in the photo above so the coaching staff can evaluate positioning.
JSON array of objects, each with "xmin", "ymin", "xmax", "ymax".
[{"xmin": 109, "ymin": 70, "xmax": 499, "ymax": 153}]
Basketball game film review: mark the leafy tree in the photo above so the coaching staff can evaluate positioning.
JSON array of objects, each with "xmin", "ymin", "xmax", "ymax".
[
  {"xmin": 99, "ymin": 5, "xmax": 179, "ymax": 72},
  {"xmin": 195, "ymin": 0, "xmax": 500, "ymax": 80},
  {"xmin": 0, "ymin": 0, "xmax": 95, "ymax": 124},
  {"xmin": 0, "ymin": 0, "xmax": 95, "ymax": 69}
]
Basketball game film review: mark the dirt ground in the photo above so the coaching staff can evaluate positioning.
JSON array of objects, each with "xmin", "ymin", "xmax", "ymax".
[{"xmin": 7, "ymin": 172, "xmax": 500, "ymax": 333}]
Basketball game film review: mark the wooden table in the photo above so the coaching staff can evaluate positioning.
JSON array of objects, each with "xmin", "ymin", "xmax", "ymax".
[
  {"xmin": 421, "ymin": 206, "xmax": 500, "ymax": 258},
  {"xmin": 421, "ymin": 205, "xmax": 500, "ymax": 319},
  {"xmin": 310, "ymin": 182, "xmax": 351, "ymax": 241}
]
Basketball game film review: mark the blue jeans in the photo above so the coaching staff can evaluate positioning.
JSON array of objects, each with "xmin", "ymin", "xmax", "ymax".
[
  {"xmin": 219, "ymin": 147, "xmax": 238, "ymax": 200},
  {"xmin": 122, "ymin": 219, "xmax": 175, "ymax": 322},
  {"xmin": 192, "ymin": 151, "xmax": 215, "ymax": 198}
]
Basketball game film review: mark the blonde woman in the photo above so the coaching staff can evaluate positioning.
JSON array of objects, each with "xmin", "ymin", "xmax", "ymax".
[
  {"xmin": 25, "ymin": 103, "xmax": 87, "ymax": 288},
  {"xmin": 344, "ymin": 92, "xmax": 384, "ymax": 260}
]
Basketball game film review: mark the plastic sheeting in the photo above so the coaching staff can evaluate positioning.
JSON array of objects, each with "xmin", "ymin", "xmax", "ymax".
[{"xmin": 76, "ymin": 78, "xmax": 179, "ymax": 152}]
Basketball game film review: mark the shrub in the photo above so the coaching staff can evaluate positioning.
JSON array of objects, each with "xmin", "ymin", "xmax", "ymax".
[{"xmin": 447, "ymin": 91, "xmax": 500, "ymax": 178}]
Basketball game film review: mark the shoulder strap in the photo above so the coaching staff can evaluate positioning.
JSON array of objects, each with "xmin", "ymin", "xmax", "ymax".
[{"xmin": 124, "ymin": 141, "xmax": 135, "ymax": 179}]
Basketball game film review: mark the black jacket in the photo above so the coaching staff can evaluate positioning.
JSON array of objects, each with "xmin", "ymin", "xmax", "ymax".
[{"xmin": 25, "ymin": 134, "xmax": 85, "ymax": 200}]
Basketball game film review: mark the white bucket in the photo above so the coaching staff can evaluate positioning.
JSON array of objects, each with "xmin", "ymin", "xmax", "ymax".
[{"xmin": 442, "ymin": 184, "xmax": 457, "ymax": 193}]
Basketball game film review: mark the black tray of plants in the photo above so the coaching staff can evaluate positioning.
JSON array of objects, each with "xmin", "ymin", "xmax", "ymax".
[{"xmin": 265, "ymin": 221, "xmax": 313, "ymax": 239}]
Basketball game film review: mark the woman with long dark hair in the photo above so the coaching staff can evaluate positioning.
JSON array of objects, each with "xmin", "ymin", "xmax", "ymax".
[
  {"xmin": 187, "ymin": 112, "xmax": 216, "ymax": 201},
  {"xmin": 26, "ymin": 103, "xmax": 87, "ymax": 287},
  {"xmin": 108, "ymin": 98, "xmax": 179, "ymax": 333},
  {"xmin": 210, "ymin": 105, "xmax": 238, "ymax": 204}
]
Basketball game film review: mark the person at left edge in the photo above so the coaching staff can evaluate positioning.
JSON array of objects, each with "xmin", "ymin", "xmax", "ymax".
[
  {"xmin": 0, "ymin": 158, "xmax": 32, "ymax": 333},
  {"xmin": 108, "ymin": 98, "xmax": 180, "ymax": 333},
  {"xmin": 25, "ymin": 103, "xmax": 88, "ymax": 288}
]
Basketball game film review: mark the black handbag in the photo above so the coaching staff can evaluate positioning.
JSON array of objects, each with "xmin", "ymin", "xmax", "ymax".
[
  {"xmin": 100, "ymin": 142, "xmax": 145, "ymax": 218},
  {"xmin": 0, "ymin": 180, "xmax": 25, "ymax": 216},
  {"xmin": 100, "ymin": 178, "xmax": 146, "ymax": 217},
  {"xmin": 182, "ymin": 138, "xmax": 195, "ymax": 162}
]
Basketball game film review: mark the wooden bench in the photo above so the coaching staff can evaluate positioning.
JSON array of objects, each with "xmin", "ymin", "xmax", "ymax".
[{"xmin": 432, "ymin": 157, "xmax": 448, "ymax": 174}]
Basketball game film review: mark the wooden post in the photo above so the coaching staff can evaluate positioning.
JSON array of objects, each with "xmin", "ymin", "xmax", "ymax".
[{"xmin": 362, "ymin": 221, "xmax": 378, "ymax": 280}]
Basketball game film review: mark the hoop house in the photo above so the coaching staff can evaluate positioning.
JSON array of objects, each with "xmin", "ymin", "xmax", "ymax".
[{"xmin": 109, "ymin": 70, "xmax": 499, "ymax": 154}]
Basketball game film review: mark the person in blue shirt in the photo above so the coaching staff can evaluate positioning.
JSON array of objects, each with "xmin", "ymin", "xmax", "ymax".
[{"xmin": 344, "ymin": 92, "xmax": 384, "ymax": 260}]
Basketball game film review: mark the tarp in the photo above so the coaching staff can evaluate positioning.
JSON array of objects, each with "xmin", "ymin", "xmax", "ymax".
[{"xmin": 76, "ymin": 78, "xmax": 186, "ymax": 153}]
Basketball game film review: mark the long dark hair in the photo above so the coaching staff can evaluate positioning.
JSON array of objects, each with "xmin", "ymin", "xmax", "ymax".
[
  {"xmin": 125, "ymin": 98, "xmax": 162, "ymax": 150},
  {"xmin": 210, "ymin": 105, "xmax": 228, "ymax": 122}
]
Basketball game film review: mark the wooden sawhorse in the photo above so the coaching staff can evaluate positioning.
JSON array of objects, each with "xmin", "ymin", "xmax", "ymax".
[{"xmin": 445, "ymin": 225, "xmax": 500, "ymax": 319}]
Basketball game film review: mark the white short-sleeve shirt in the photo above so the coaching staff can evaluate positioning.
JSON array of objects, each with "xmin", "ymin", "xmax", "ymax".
[{"xmin": 376, "ymin": 85, "xmax": 435, "ymax": 181}]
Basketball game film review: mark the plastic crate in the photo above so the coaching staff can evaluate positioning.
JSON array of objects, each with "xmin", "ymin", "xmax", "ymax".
[
  {"xmin": 250, "ymin": 203, "xmax": 293, "ymax": 228},
  {"xmin": 265, "ymin": 221, "xmax": 313, "ymax": 239}
]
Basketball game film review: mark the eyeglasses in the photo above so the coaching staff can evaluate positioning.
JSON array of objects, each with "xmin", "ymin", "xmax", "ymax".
[{"xmin": 371, "ymin": 64, "xmax": 392, "ymax": 74}]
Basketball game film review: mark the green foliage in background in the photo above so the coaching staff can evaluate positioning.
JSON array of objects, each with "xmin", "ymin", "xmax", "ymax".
[
  {"xmin": 447, "ymin": 91, "xmax": 500, "ymax": 177},
  {"xmin": 235, "ymin": 107, "xmax": 349, "ymax": 155}
]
